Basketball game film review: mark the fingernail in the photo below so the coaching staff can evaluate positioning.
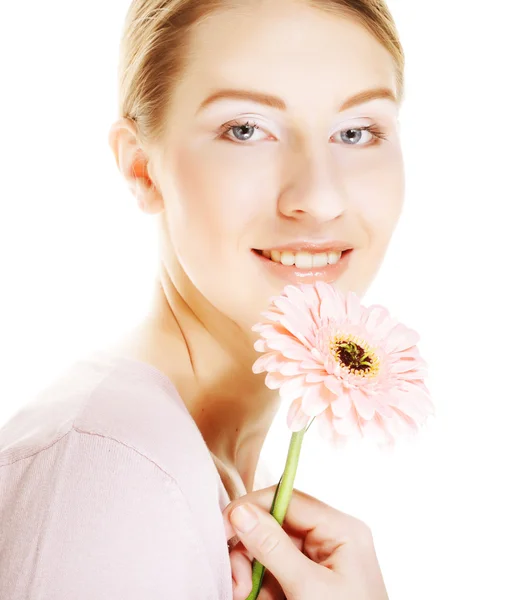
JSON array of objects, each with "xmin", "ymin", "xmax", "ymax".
[{"xmin": 230, "ymin": 503, "xmax": 259, "ymax": 533}]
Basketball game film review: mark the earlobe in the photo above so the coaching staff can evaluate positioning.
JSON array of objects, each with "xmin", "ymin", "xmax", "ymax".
[
  {"xmin": 138, "ymin": 180, "xmax": 165, "ymax": 215},
  {"xmin": 108, "ymin": 117, "xmax": 164, "ymax": 215},
  {"xmin": 131, "ymin": 155, "xmax": 164, "ymax": 215}
]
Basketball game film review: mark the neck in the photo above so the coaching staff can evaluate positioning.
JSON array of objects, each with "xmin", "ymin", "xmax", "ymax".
[{"xmin": 109, "ymin": 267, "xmax": 280, "ymax": 495}]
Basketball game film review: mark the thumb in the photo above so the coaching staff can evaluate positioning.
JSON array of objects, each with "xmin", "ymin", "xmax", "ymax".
[{"xmin": 228, "ymin": 502, "xmax": 316, "ymax": 596}]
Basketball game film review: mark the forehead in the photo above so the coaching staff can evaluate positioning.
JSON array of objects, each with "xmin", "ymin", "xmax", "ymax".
[{"xmin": 181, "ymin": 1, "xmax": 397, "ymax": 103}]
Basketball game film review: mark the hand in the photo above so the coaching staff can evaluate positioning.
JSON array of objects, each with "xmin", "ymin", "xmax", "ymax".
[{"xmin": 222, "ymin": 485, "xmax": 389, "ymax": 600}]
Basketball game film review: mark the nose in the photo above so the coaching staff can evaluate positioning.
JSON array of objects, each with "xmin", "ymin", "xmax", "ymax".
[{"xmin": 277, "ymin": 145, "xmax": 348, "ymax": 223}]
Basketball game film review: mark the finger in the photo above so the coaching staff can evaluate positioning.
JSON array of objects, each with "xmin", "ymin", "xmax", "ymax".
[
  {"xmin": 222, "ymin": 485, "xmax": 315, "ymax": 540},
  {"xmin": 223, "ymin": 485, "xmax": 350, "ymax": 541},
  {"xmin": 230, "ymin": 539, "xmax": 253, "ymax": 563},
  {"xmin": 260, "ymin": 568, "xmax": 287, "ymax": 600},
  {"xmin": 229, "ymin": 548, "xmax": 252, "ymax": 600},
  {"xmin": 229, "ymin": 543, "xmax": 285, "ymax": 600},
  {"xmin": 229, "ymin": 526, "xmax": 305, "ymax": 557},
  {"xmin": 227, "ymin": 501, "xmax": 322, "ymax": 597}
]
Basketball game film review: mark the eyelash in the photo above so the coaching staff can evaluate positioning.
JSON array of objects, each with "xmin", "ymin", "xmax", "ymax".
[{"xmin": 217, "ymin": 119, "xmax": 388, "ymax": 146}]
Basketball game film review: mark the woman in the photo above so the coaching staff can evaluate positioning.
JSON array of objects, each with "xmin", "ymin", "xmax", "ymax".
[{"xmin": 0, "ymin": 0, "xmax": 403, "ymax": 598}]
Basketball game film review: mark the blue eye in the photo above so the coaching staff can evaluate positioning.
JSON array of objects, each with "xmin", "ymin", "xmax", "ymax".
[
  {"xmin": 329, "ymin": 126, "xmax": 386, "ymax": 146},
  {"xmin": 218, "ymin": 120, "xmax": 266, "ymax": 142},
  {"xmin": 217, "ymin": 119, "xmax": 388, "ymax": 146}
]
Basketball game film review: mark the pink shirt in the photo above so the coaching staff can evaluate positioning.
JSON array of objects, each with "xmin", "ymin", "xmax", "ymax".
[{"xmin": 0, "ymin": 350, "xmax": 263, "ymax": 599}]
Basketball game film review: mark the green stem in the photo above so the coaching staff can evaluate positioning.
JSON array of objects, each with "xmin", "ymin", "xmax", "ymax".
[{"xmin": 245, "ymin": 422, "xmax": 311, "ymax": 600}]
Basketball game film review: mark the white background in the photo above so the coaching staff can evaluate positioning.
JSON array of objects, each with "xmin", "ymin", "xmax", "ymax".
[{"xmin": 1, "ymin": 1, "xmax": 531, "ymax": 598}]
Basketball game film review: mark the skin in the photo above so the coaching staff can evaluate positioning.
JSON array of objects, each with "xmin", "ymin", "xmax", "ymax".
[{"xmin": 108, "ymin": 0, "xmax": 405, "ymax": 497}]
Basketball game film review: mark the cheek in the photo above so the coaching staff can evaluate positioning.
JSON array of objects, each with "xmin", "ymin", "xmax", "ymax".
[
  {"xmin": 166, "ymin": 146, "xmax": 262, "ymax": 254},
  {"xmin": 346, "ymin": 143, "xmax": 405, "ymax": 230}
]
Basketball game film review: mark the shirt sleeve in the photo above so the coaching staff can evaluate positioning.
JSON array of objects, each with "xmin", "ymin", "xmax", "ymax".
[{"xmin": 0, "ymin": 429, "xmax": 220, "ymax": 600}]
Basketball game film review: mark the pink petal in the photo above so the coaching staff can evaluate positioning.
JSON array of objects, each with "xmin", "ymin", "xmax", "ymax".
[
  {"xmin": 373, "ymin": 396, "xmax": 395, "ymax": 419},
  {"xmin": 350, "ymin": 388, "xmax": 376, "ymax": 420},
  {"xmin": 332, "ymin": 408, "xmax": 363, "ymax": 439},
  {"xmin": 323, "ymin": 355, "xmax": 338, "ymax": 376},
  {"xmin": 279, "ymin": 380, "xmax": 309, "ymax": 403},
  {"xmin": 287, "ymin": 398, "xmax": 311, "ymax": 432},
  {"xmin": 273, "ymin": 296, "xmax": 314, "ymax": 333},
  {"xmin": 292, "ymin": 284, "xmax": 321, "ymax": 322},
  {"xmin": 278, "ymin": 317, "xmax": 313, "ymax": 348},
  {"xmin": 316, "ymin": 409, "xmax": 336, "ymax": 441},
  {"xmin": 278, "ymin": 309, "xmax": 315, "ymax": 340},
  {"xmin": 276, "ymin": 346, "xmax": 315, "ymax": 361},
  {"xmin": 323, "ymin": 375, "xmax": 344, "ymax": 396},
  {"xmin": 279, "ymin": 374, "xmax": 308, "ymax": 400},
  {"xmin": 315, "ymin": 281, "xmax": 346, "ymax": 321},
  {"xmin": 346, "ymin": 291, "xmax": 364, "ymax": 323},
  {"xmin": 268, "ymin": 339, "xmax": 315, "ymax": 363},
  {"xmin": 280, "ymin": 361, "xmax": 306, "ymax": 376},
  {"xmin": 264, "ymin": 371, "xmax": 288, "ymax": 390},
  {"xmin": 252, "ymin": 351, "xmax": 282, "ymax": 374},
  {"xmin": 389, "ymin": 357, "xmax": 426, "ymax": 374},
  {"xmin": 254, "ymin": 339, "xmax": 268, "ymax": 352},
  {"xmin": 409, "ymin": 380, "xmax": 431, "ymax": 395},
  {"xmin": 402, "ymin": 380, "xmax": 434, "ymax": 411},
  {"xmin": 397, "ymin": 366, "xmax": 429, "ymax": 381},
  {"xmin": 363, "ymin": 305, "xmax": 399, "ymax": 341},
  {"xmin": 256, "ymin": 323, "xmax": 291, "ymax": 339},
  {"xmin": 384, "ymin": 324, "xmax": 421, "ymax": 354},
  {"xmin": 265, "ymin": 338, "xmax": 302, "ymax": 352},
  {"xmin": 397, "ymin": 346, "xmax": 423, "ymax": 360},
  {"xmin": 260, "ymin": 310, "xmax": 284, "ymax": 323},
  {"xmin": 310, "ymin": 348, "xmax": 326, "ymax": 364},
  {"xmin": 283, "ymin": 285, "xmax": 316, "ymax": 317},
  {"xmin": 330, "ymin": 393, "xmax": 352, "ymax": 418},
  {"xmin": 299, "ymin": 360, "xmax": 324, "ymax": 370},
  {"xmin": 389, "ymin": 383, "xmax": 435, "ymax": 418},
  {"xmin": 386, "ymin": 407, "xmax": 419, "ymax": 438},
  {"xmin": 305, "ymin": 372, "xmax": 328, "ymax": 383},
  {"xmin": 301, "ymin": 384, "xmax": 330, "ymax": 417},
  {"xmin": 374, "ymin": 414, "xmax": 397, "ymax": 447}
]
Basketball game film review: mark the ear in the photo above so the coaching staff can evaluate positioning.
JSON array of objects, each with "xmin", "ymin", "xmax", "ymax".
[{"xmin": 108, "ymin": 117, "xmax": 164, "ymax": 215}]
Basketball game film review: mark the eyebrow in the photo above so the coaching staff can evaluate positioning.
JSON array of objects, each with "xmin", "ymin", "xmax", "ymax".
[{"xmin": 196, "ymin": 86, "xmax": 397, "ymax": 115}]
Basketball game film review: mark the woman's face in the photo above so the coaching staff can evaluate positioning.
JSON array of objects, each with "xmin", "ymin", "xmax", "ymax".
[{"xmin": 154, "ymin": 0, "xmax": 404, "ymax": 331}]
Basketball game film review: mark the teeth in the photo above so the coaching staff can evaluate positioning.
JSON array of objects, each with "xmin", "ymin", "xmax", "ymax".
[
  {"xmin": 262, "ymin": 250, "xmax": 343, "ymax": 268},
  {"xmin": 295, "ymin": 253, "xmax": 313, "ymax": 269},
  {"xmin": 311, "ymin": 253, "xmax": 329, "ymax": 268},
  {"xmin": 281, "ymin": 252, "xmax": 295, "ymax": 266}
]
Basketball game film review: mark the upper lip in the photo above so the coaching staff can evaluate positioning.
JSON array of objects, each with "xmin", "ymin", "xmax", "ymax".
[{"xmin": 256, "ymin": 240, "xmax": 354, "ymax": 253}]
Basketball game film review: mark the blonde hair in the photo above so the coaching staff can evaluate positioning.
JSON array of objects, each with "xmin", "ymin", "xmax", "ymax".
[{"xmin": 117, "ymin": 0, "xmax": 405, "ymax": 146}]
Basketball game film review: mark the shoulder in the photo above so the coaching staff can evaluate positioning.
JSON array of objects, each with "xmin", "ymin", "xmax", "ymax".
[
  {"xmin": 0, "ymin": 351, "xmax": 232, "ymax": 598},
  {"xmin": 0, "ymin": 427, "xmax": 230, "ymax": 599},
  {"xmin": 0, "ymin": 350, "xmax": 225, "ymax": 507}
]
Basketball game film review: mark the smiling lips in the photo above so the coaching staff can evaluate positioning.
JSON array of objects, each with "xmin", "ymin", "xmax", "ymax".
[
  {"xmin": 253, "ymin": 240, "xmax": 353, "ymax": 270},
  {"xmin": 256, "ymin": 248, "xmax": 344, "ymax": 268},
  {"xmin": 252, "ymin": 242, "xmax": 354, "ymax": 284}
]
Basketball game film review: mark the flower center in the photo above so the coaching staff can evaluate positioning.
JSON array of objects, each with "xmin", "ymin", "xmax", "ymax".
[{"xmin": 331, "ymin": 335, "xmax": 380, "ymax": 378}]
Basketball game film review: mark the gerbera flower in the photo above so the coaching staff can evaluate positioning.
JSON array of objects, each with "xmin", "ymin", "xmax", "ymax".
[
  {"xmin": 239, "ymin": 282, "xmax": 435, "ymax": 599},
  {"xmin": 252, "ymin": 281, "xmax": 435, "ymax": 449}
]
